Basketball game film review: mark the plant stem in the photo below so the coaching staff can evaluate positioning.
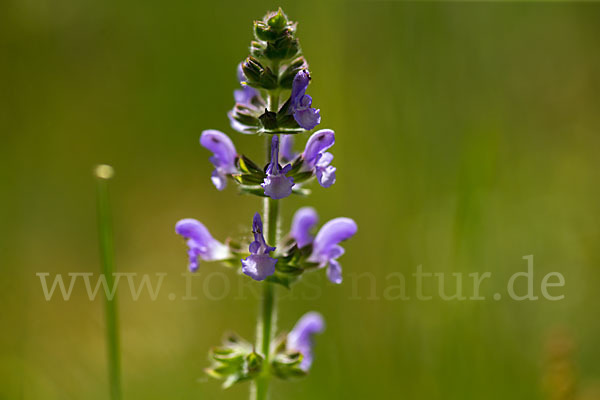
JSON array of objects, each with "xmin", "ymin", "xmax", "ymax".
[
  {"xmin": 253, "ymin": 186, "xmax": 280, "ymax": 400},
  {"xmin": 95, "ymin": 165, "xmax": 122, "ymax": 400},
  {"xmin": 252, "ymin": 61, "xmax": 281, "ymax": 400}
]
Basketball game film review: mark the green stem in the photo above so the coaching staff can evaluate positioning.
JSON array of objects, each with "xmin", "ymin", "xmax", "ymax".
[
  {"xmin": 95, "ymin": 165, "xmax": 122, "ymax": 400},
  {"xmin": 253, "ymin": 189, "xmax": 280, "ymax": 400},
  {"xmin": 252, "ymin": 61, "xmax": 281, "ymax": 400}
]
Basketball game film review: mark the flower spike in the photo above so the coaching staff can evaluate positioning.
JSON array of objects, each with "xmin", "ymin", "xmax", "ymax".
[{"xmin": 176, "ymin": 9, "xmax": 358, "ymax": 390}]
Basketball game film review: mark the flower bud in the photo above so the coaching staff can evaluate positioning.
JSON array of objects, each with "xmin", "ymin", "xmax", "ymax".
[
  {"xmin": 271, "ymin": 352, "xmax": 306, "ymax": 379},
  {"xmin": 242, "ymin": 57, "xmax": 278, "ymax": 90},
  {"xmin": 267, "ymin": 8, "xmax": 288, "ymax": 31},
  {"xmin": 250, "ymin": 41, "xmax": 265, "ymax": 59},
  {"xmin": 244, "ymin": 351, "xmax": 263, "ymax": 376},
  {"xmin": 277, "ymin": 113, "xmax": 300, "ymax": 129},
  {"xmin": 254, "ymin": 21, "xmax": 278, "ymax": 41},
  {"xmin": 264, "ymin": 34, "xmax": 300, "ymax": 61}
]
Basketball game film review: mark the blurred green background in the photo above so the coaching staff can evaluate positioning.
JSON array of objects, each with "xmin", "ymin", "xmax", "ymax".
[{"xmin": 2, "ymin": 1, "xmax": 600, "ymax": 399}]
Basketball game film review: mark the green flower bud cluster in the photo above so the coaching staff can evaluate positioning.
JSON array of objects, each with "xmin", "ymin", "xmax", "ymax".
[{"xmin": 252, "ymin": 8, "xmax": 300, "ymax": 62}]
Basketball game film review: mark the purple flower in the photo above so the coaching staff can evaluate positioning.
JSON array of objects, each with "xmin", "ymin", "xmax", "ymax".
[
  {"xmin": 289, "ymin": 70, "xmax": 321, "ymax": 131},
  {"xmin": 290, "ymin": 207, "xmax": 318, "ymax": 248},
  {"xmin": 200, "ymin": 130, "xmax": 238, "ymax": 191},
  {"xmin": 287, "ymin": 312, "xmax": 325, "ymax": 371},
  {"xmin": 175, "ymin": 219, "xmax": 231, "ymax": 272},
  {"xmin": 307, "ymin": 217, "xmax": 357, "ymax": 284},
  {"xmin": 241, "ymin": 213, "xmax": 278, "ymax": 281},
  {"xmin": 261, "ymin": 135, "xmax": 295, "ymax": 200},
  {"xmin": 302, "ymin": 129, "xmax": 336, "ymax": 188},
  {"xmin": 234, "ymin": 63, "xmax": 260, "ymax": 106},
  {"xmin": 280, "ymin": 134, "xmax": 297, "ymax": 162}
]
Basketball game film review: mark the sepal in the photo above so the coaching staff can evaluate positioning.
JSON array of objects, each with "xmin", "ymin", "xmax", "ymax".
[
  {"xmin": 252, "ymin": 98, "xmax": 306, "ymax": 134},
  {"xmin": 237, "ymin": 155, "xmax": 266, "ymax": 176},
  {"xmin": 250, "ymin": 42, "xmax": 264, "ymax": 59},
  {"xmin": 286, "ymin": 155, "xmax": 304, "ymax": 175},
  {"xmin": 288, "ymin": 170, "xmax": 313, "ymax": 183},
  {"xmin": 267, "ymin": 8, "xmax": 288, "ymax": 31},
  {"xmin": 242, "ymin": 57, "xmax": 278, "ymax": 90},
  {"xmin": 262, "ymin": 243, "xmax": 319, "ymax": 288},
  {"xmin": 279, "ymin": 57, "xmax": 308, "ymax": 89},
  {"xmin": 229, "ymin": 104, "xmax": 261, "ymax": 133},
  {"xmin": 254, "ymin": 103, "xmax": 304, "ymax": 134},
  {"xmin": 233, "ymin": 155, "xmax": 267, "ymax": 186},
  {"xmin": 233, "ymin": 174, "xmax": 264, "ymax": 185},
  {"xmin": 264, "ymin": 34, "xmax": 300, "ymax": 61},
  {"xmin": 271, "ymin": 351, "xmax": 307, "ymax": 379},
  {"xmin": 259, "ymin": 109, "xmax": 278, "ymax": 130},
  {"xmin": 205, "ymin": 333, "xmax": 264, "ymax": 389}
]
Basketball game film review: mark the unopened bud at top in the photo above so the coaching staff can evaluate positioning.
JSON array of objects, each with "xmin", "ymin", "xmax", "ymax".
[
  {"xmin": 252, "ymin": 8, "xmax": 301, "ymax": 62},
  {"xmin": 267, "ymin": 8, "xmax": 288, "ymax": 31}
]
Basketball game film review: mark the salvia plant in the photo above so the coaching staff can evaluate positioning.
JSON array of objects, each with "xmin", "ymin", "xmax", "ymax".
[{"xmin": 174, "ymin": 9, "xmax": 357, "ymax": 399}]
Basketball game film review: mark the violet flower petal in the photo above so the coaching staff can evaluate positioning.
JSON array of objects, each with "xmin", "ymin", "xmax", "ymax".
[
  {"xmin": 316, "ymin": 165, "xmax": 336, "ymax": 188},
  {"xmin": 175, "ymin": 218, "xmax": 230, "ymax": 272},
  {"xmin": 262, "ymin": 174, "xmax": 294, "ymax": 199},
  {"xmin": 311, "ymin": 218, "xmax": 357, "ymax": 259},
  {"xmin": 326, "ymin": 258, "xmax": 343, "ymax": 284},
  {"xmin": 241, "ymin": 254, "xmax": 277, "ymax": 281},
  {"xmin": 200, "ymin": 130, "xmax": 237, "ymax": 173},
  {"xmin": 280, "ymin": 134, "xmax": 297, "ymax": 162},
  {"xmin": 175, "ymin": 219, "xmax": 215, "ymax": 245},
  {"xmin": 302, "ymin": 129, "xmax": 335, "ymax": 168},
  {"xmin": 290, "ymin": 70, "xmax": 310, "ymax": 109},
  {"xmin": 234, "ymin": 85, "xmax": 259, "ymax": 105},
  {"xmin": 291, "ymin": 207, "xmax": 319, "ymax": 248},
  {"xmin": 210, "ymin": 169, "xmax": 227, "ymax": 191},
  {"xmin": 294, "ymin": 107, "xmax": 321, "ymax": 131}
]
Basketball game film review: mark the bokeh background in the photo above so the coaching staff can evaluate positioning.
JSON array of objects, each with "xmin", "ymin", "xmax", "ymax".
[{"xmin": 2, "ymin": 1, "xmax": 600, "ymax": 399}]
